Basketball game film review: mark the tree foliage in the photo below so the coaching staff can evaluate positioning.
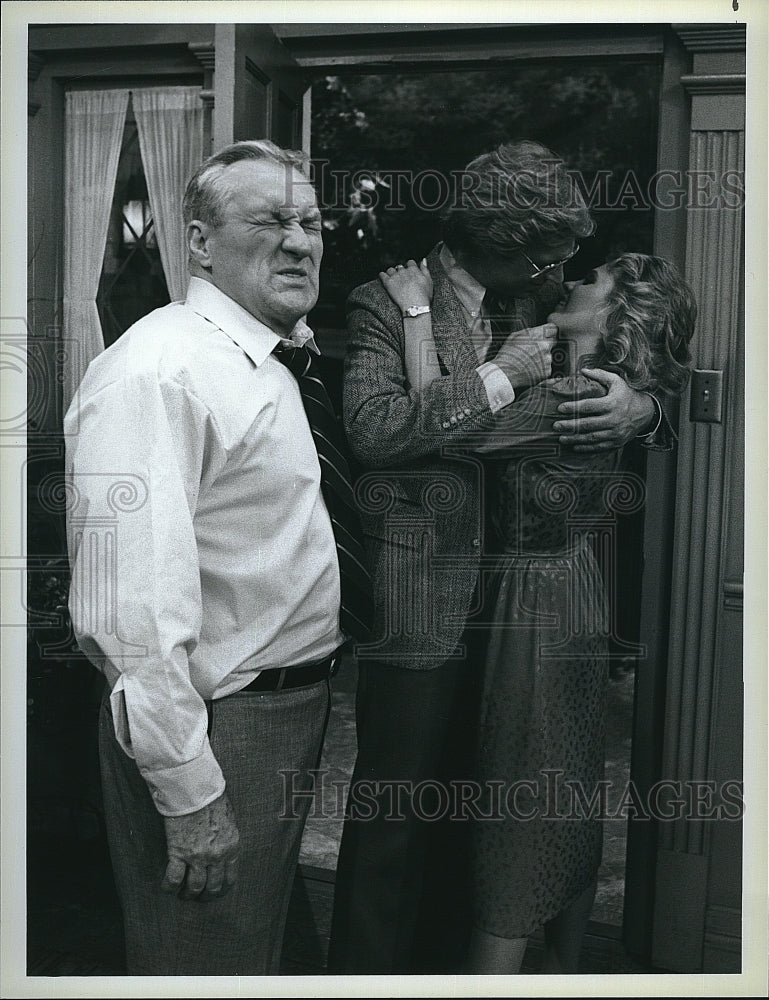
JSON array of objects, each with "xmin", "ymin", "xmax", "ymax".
[{"xmin": 309, "ymin": 60, "xmax": 661, "ymax": 329}]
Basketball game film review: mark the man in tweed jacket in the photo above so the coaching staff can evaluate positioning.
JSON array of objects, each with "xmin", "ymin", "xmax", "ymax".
[{"xmin": 328, "ymin": 141, "xmax": 665, "ymax": 974}]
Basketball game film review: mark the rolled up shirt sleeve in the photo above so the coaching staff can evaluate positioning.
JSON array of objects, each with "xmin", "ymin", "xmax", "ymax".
[{"xmin": 65, "ymin": 371, "xmax": 226, "ymax": 816}]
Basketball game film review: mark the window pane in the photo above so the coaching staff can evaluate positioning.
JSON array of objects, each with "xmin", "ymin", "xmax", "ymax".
[{"xmin": 98, "ymin": 118, "xmax": 169, "ymax": 347}]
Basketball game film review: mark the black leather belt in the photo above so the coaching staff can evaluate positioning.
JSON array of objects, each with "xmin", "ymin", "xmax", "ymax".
[{"xmin": 239, "ymin": 653, "xmax": 340, "ymax": 693}]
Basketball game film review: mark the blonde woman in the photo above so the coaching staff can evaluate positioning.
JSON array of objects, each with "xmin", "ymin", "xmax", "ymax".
[{"xmin": 380, "ymin": 253, "xmax": 696, "ymax": 974}]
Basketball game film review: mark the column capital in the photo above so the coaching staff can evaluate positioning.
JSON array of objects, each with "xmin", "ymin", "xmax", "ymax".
[
  {"xmin": 671, "ymin": 23, "xmax": 746, "ymax": 52},
  {"xmin": 188, "ymin": 41, "xmax": 215, "ymax": 71}
]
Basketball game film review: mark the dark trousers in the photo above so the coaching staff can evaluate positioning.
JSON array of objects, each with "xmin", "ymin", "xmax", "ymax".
[{"xmin": 327, "ymin": 629, "xmax": 485, "ymax": 975}]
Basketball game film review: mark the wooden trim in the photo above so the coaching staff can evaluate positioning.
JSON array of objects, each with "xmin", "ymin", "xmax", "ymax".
[
  {"xmin": 28, "ymin": 55, "xmax": 45, "ymax": 117},
  {"xmin": 188, "ymin": 41, "xmax": 215, "ymax": 71},
  {"xmin": 245, "ymin": 55, "xmax": 270, "ymax": 86},
  {"xmin": 723, "ymin": 579, "xmax": 743, "ymax": 609},
  {"xmin": 672, "ymin": 24, "xmax": 747, "ymax": 52},
  {"xmin": 32, "ymin": 50, "xmax": 204, "ymax": 83},
  {"xmin": 188, "ymin": 42, "xmax": 215, "ymax": 154},
  {"xmin": 301, "ymin": 86, "xmax": 312, "ymax": 159},
  {"xmin": 623, "ymin": 25, "xmax": 691, "ymax": 963},
  {"xmin": 28, "ymin": 51, "xmax": 45, "ymax": 81},
  {"xmin": 661, "ymin": 129, "xmax": 744, "ymax": 857},
  {"xmin": 703, "ymin": 903, "xmax": 742, "ymax": 972},
  {"xmin": 649, "ymin": 85, "xmax": 744, "ymax": 968},
  {"xmin": 275, "ymin": 23, "xmax": 503, "ymax": 38},
  {"xmin": 280, "ymin": 24, "xmax": 664, "ymax": 71},
  {"xmin": 212, "ymin": 23, "xmax": 236, "ymax": 151},
  {"xmin": 28, "ymin": 23, "xmax": 215, "ymax": 51},
  {"xmin": 680, "ymin": 73, "xmax": 746, "ymax": 95},
  {"xmin": 652, "ymin": 849, "xmax": 708, "ymax": 970}
]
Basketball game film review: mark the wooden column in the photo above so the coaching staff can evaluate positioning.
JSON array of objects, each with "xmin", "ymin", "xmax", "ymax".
[
  {"xmin": 651, "ymin": 23, "xmax": 745, "ymax": 973},
  {"xmin": 189, "ymin": 41, "xmax": 215, "ymax": 158},
  {"xmin": 210, "ymin": 24, "xmax": 307, "ymax": 154}
]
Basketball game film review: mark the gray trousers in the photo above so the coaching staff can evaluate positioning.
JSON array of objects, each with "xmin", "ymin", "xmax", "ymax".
[{"xmin": 99, "ymin": 680, "xmax": 330, "ymax": 975}]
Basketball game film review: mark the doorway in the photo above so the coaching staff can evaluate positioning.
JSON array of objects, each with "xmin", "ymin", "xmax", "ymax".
[{"xmin": 301, "ymin": 58, "xmax": 663, "ymax": 933}]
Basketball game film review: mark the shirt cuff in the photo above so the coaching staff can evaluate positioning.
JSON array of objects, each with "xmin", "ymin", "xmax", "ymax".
[
  {"xmin": 636, "ymin": 391, "xmax": 663, "ymax": 440},
  {"xmin": 139, "ymin": 740, "xmax": 226, "ymax": 817},
  {"xmin": 477, "ymin": 362, "xmax": 516, "ymax": 413}
]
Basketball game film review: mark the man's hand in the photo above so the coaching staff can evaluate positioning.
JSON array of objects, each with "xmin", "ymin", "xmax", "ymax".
[
  {"xmin": 493, "ymin": 324, "xmax": 558, "ymax": 390},
  {"xmin": 161, "ymin": 790, "xmax": 240, "ymax": 901},
  {"xmin": 552, "ymin": 368, "xmax": 656, "ymax": 452}
]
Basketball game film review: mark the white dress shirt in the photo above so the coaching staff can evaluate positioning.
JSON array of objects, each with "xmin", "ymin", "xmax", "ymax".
[
  {"xmin": 65, "ymin": 277, "xmax": 344, "ymax": 816},
  {"xmin": 439, "ymin": 243, "xmax": 517, "ymax": 412}
]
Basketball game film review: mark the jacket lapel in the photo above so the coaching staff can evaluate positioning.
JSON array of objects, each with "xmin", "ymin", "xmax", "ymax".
[{"xmin": 426, "ymin": 244, "xmax": 481, "ymax": 375}]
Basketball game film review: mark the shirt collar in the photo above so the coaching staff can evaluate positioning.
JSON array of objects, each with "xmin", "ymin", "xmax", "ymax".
[
  {"xmin": 185, "ymin": 276, "xmax": 320, "ymax": 368},
  {"xmin": 439, "ymin": 243, "xmax": 487, "ymax": 318}
]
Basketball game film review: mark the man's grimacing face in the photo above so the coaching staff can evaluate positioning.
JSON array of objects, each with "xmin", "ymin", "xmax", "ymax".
[{"xmin": 194, "ymin": 158, "xmax": 323, "ymax": 335}]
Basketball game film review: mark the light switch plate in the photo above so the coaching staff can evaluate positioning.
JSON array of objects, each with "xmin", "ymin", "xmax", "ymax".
[{"xmin": 689, "ymin": 369, "xmax": 723, "ymax": 423}]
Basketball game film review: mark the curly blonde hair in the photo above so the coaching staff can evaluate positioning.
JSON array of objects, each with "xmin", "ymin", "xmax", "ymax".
[{"xmin": 587, "ymin": 253, "xmax": 696, "ymax": 395}]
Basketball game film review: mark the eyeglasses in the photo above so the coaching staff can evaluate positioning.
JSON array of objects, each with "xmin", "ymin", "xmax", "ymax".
[{"xmin": 519, "ymin": 243, "xmax": 580, "ymax": 279}]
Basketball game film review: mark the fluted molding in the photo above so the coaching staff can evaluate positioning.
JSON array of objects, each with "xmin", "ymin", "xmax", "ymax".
[{"xmin": 660, "ymin": 129, "xmax": 744, "ymax": 859}]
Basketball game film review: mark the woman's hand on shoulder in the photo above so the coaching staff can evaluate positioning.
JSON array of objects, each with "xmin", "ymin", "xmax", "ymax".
[{"xmin": 379, "ymin": 258, "xmax": 433, "ymax": 313}]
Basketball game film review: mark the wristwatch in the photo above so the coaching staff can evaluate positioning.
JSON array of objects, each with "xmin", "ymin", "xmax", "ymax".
[{"xmin": 402, "ymin": 305, "xmax": 431, "ymax": 318}]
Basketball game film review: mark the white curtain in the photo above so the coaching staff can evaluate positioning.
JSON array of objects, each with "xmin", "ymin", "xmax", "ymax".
[
  {"xmin": 63, "ymin": 89, "xmax": 129, "ymax": 413},
  {"xmin": 133, "ymin": 87, "xmax": 204, "ymax": 303}
]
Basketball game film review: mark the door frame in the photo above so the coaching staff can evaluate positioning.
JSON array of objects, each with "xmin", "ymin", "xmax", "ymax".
[
  {"xmin": 276, "ymin": 21, "xmax": 678, "ymax": 960},
  {"xmin": 26, "ymin": 18, "xmax": 748, "ymax": 972}
]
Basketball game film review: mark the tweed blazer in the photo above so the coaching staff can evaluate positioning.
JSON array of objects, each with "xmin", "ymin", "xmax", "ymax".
[{"xmin": 342, "ymin": 243, "xmax": 559, "ymax": 668}]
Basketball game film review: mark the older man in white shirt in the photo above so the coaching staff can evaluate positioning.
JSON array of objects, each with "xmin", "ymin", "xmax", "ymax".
[{"xmin": 65, "ymin": 139, "xmax": 371, "ymax": 975}]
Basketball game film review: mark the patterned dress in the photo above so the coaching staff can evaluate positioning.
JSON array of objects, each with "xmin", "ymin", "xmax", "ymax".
[{"xmin": 471, "ymin": 374, "xmax": 622, "ymax": 938}]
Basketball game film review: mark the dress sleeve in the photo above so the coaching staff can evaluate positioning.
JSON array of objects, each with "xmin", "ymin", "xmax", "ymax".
[
  {"xmin": 638, "ymin": 392, "xmax": 676, "ymax": 451},
  {"xmin": 65, "ymin": 372, "xmax": 226, "ymax": 816},
  {"xmin": 473, "ymin": 377, "xmax": 608, "ymax": 457}
]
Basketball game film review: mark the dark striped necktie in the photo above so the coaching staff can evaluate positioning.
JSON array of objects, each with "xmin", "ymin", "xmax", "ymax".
[
  {"xmin": 273, "ymin": 344, "xmax": 374, "ymax": 644},
  {"xmin": 482, "ymin": 290, "xmax": 511, "ymax": 362}
]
